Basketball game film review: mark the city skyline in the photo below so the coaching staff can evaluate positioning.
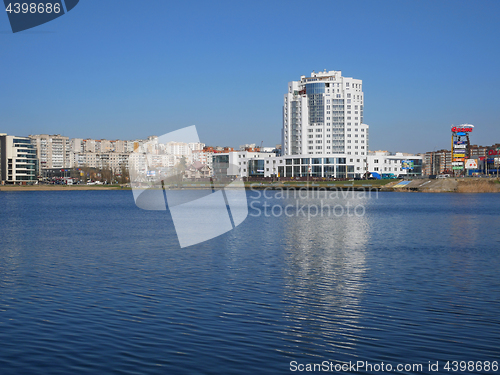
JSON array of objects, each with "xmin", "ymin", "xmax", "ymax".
[{"xmin": 1, "ymin": 1, "xmax": 499, "ymax": 154}]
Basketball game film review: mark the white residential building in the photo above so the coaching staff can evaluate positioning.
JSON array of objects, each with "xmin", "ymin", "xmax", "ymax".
[{"xmin": 280, "ymin": 70, "xmax": 368, "ymax": 177}]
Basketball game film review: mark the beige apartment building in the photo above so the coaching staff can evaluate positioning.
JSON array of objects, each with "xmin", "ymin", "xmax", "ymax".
[{"xmin": 29, "ymin": 134, "xmax": 71, "ymax": 169}]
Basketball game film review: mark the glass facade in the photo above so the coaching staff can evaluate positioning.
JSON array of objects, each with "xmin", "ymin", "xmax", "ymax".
[
  {"xmin": 248, "ymin": 159, "xmax": 265, "ymax": 177},
  {"xmin": 276, "ymin": 157, "xmax": 357, "ymax": 178},
  {"xmin": 213, "ymin": 155, "xmax": 229, "ymax": 177},
  {"xmin": 305, "ymin": 82, "xmax": 325, "ymax": 95},
  {"xmin": 308, "ymin": 93, "xmax": 324, "ymax": 125},
  {"xmin": 9, "ymin": 137, "xmax": 38, "ymax": 182}
]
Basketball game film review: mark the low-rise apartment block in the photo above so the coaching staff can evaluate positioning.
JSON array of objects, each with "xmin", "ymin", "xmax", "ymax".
[{"xmin": 367, "ymin": 151, "xmax": 423, "ymax": 177}]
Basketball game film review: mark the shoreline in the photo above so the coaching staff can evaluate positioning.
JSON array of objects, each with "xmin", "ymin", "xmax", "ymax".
[{"xmin": 1, "ymin": 178, "xmax": 499, "ymax": 193}]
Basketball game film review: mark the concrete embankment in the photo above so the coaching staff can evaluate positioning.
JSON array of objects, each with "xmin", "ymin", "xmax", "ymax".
[{"xmin": 384, "ymin": 178, "xmax": 500, "ymax": 193}]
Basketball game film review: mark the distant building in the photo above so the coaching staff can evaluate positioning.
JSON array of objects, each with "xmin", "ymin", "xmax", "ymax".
[
  {"xmin": 29, "ymin": 134, "xmax": 71, "ymax": 169},
  {"xmin": 0, "ymin": 133, "xmax": 38, "ymax": 183},
  {"xmin": 422, "ymin": 143, "xmax": 500, "ymax": 176},
  {"xmin": 213, "ymin": 150, "xmax": 276, "ymax": 178},
  {"xmin": 239, "ymin": 144, "xmax": 256, "ymax": 151},
  {"xmin": 367, "ymin": 151, "xmax": 422, "ymax": 177},
  {"xmin": 71, "ymin": 152, "xmax": 130, "ymax": 172},
  {"xmin": 422, "ymin": 150, "xmax": 452, "ymax": 176},
  {"xmin": 184, "ymin": 161, "xmax": 211, "ymax": 179}
]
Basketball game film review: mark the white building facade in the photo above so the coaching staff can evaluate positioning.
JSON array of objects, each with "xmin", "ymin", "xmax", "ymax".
[
  {"xmin": 280, "ymin": 70, "xmax": 368, "ymax": 178},
  {"xmin": 367, "ymin": 151, "xmax": 423, "ymax": 178},
  {"xmin": 215, "ymin": 152, "xmax": 365, "ymax": 179}
]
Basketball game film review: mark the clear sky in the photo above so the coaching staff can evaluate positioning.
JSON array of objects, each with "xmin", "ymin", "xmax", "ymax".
[{"xmin": 1, "ymin": 0, "xmax": 499, "ymax": 153}]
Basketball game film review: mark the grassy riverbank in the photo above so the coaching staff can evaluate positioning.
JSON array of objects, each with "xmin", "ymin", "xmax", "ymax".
[{"xmin": 2, "ymin": 178, "xmax": 498, "ymax": 192}]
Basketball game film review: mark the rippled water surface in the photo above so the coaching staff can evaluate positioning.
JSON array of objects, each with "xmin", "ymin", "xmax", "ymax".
[{"xmin": 1, "ymin": 190, "xmax": 499, "ymax": 374}]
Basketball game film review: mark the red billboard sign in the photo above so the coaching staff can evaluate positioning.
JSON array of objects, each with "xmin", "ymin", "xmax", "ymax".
[{"xmin": 451, "ymin": 126, "xmax": 473, "ymax": 133}]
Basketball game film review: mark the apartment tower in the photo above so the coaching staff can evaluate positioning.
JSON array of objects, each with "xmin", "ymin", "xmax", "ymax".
[{"xmin": 282, "ymin": 70, "xmax": 368, "ymax": 157}]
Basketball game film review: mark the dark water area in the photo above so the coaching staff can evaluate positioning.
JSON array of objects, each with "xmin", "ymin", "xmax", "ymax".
[{"xmin": 1, "ymin": 190, "xmax": 499, "ymax": 374}]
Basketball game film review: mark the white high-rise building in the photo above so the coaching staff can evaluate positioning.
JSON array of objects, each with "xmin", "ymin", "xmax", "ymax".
[
  {"xmin": 283, "ymin": 70, "xmax": 367, "ymax": 156},
  {"xmin": 276, "ymin": 70, "xmax": 369, "ymax": 178}
]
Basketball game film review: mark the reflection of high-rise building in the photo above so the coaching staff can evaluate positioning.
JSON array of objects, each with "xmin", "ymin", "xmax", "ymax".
[{"xmin": 0, "ymin": 133, "xmax": 38, "ymax": 183}]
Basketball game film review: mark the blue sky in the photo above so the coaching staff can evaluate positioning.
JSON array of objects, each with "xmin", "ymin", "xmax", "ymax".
[{"xmin": 1, "ymin": 0, "xmax": 499, "ymax": 153}]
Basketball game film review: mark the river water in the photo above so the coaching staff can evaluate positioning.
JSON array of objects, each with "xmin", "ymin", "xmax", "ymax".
[{"xmin": 0, "ymin": 190, "xmax": 499, "ymax": 374}]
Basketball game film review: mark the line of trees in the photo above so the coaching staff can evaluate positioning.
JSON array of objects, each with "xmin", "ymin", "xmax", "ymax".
[{"xmin": 76, "ymin": 164, "xmax": 129, "ymax": 184}]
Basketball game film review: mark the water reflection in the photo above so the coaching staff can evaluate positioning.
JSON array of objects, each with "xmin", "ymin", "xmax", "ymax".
[
  {"xmin": 449, "ymin": 194, "xmax": 484, "ymax": 248},
  {"xmin": 248, "ymin": 190, "xmax": 370, "ymax": 358}
]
